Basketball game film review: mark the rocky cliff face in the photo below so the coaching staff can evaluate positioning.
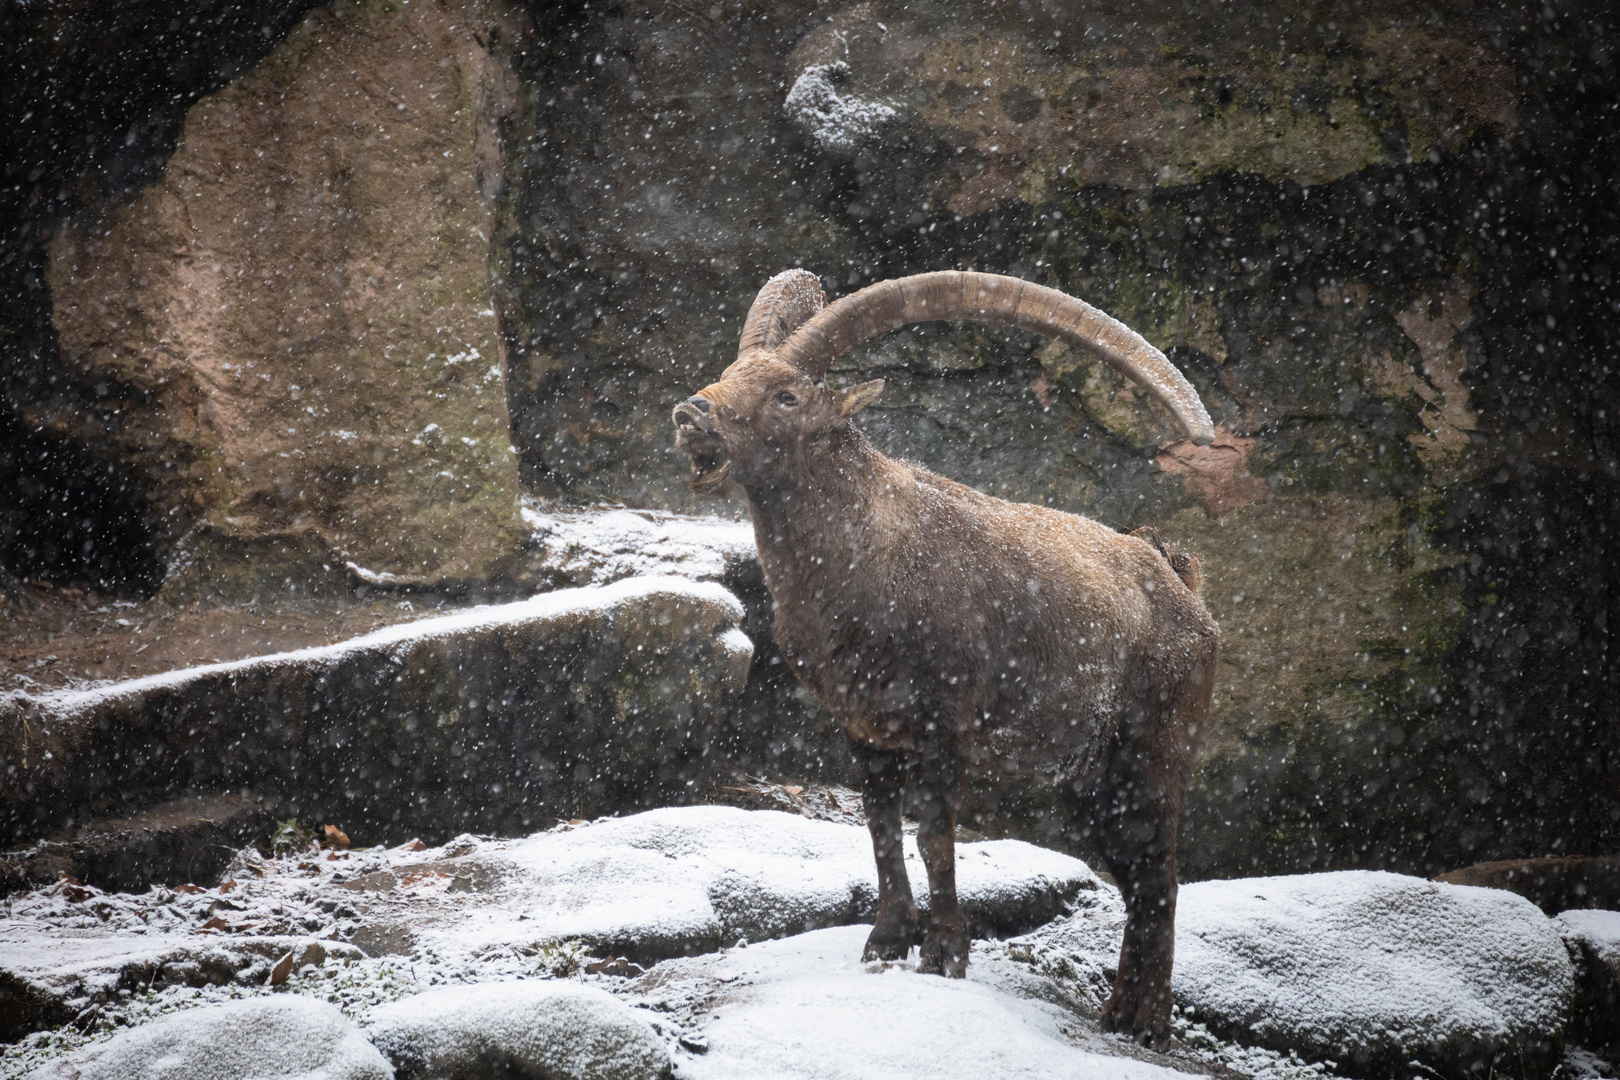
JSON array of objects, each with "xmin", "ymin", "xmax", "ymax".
[
  {"xmin": 14, "ymin": 0, "xmax": 532, "ymax": 597},
  {"xmin": 495, "ymin": 0, "xmax": 1620, "ymax": 876},
  {"xmin": 1, "ymin": 0, "xmax": 1615, "ymax": 878}
]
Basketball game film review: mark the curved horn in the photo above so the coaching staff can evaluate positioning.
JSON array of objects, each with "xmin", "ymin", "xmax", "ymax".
[
  {"xmin": 731, "ymin": 269, "xmax": 827, "ymax": 370},
  {"xmin": 773, "ymin": 270, "xmax": 1215, "ymax": 445}
]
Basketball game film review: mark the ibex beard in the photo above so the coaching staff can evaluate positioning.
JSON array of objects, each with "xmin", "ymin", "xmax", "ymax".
[{"xmin": 673, "ymin": 269, "xmax": 1220, "ymax": 1047}]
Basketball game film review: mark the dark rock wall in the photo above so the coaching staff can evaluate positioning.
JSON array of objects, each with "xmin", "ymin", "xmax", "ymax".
[
  {"xmin": 497, "ymin": 0, "xmax": 1620, "ymax": 876},
  {"xmin": 2, "ymin": 0, "xmax": 1616, "ymax": 878}
]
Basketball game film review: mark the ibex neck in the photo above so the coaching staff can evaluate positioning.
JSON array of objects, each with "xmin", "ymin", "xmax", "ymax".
[{"xmin": 742, "ymin": 425, "xmax": 900, "ymax": 573}]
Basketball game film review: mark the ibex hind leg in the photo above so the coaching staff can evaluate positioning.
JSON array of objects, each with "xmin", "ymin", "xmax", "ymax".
[
  {"xmin": 1074, "ymin": 647, "xmax": 1212, "ymax": 1047},
  {"xmin": 855, "ymin": 742, "xmax": 917, "ymax": 962},
  {"xmin": 913, "ymin": 744, "xmax": 968, "ymax": 977}
]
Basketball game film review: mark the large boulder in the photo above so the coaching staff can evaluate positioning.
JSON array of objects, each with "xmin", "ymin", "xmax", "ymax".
[
  {"xmin": 1174, "ymin": 873, "xmax": 1575, "ymax": 1078},
  {"xmin": 1021, "ymin": 870, "xmax": 1576, "ymax": 1078},
  {"xmin": 42, "ymin": 0, "xmax": 534, "ymax": 597},
  {"xmin": 22, "ymin": 996, "xmax": 391, "ymax": 1080},
  {"xmin": 366, "ymin": 981, "xmax": 671, "ymax": 1080},
  {"xmin": 0, "ymin": 577, "xmax": 754, "ymax": 846},
  {"xmin": 1438, "ymin": 857, "xmax": 1620, "ymax": 915}
]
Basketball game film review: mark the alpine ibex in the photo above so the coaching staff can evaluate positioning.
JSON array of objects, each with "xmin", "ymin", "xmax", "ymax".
[{"xmin": 672, "ymin": 270, "xmax": 1220, "ymax": 1045}]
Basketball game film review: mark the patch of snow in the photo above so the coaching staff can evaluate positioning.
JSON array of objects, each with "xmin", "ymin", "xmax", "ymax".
[
  {"xmin": 23, "ymin": 996, "xmax": 391, "ymax": 1080},
  {"xmin": 645, "ymin": 925, "xmax": 1194, "ymax": 1080},
  {"xmin": 1557, "ymin": 908, "xmax": 1620, "ymax": 969},
  {"xmin": 521, "ymin": 503, "xmax": 755, "ymax": 587},
  {"xmin": 365, "ymin": 981, "xmax": 668, "ymax": 1080},
  {"xmin": 5, "ymin": 576, "xmax": 744, "ymax": 722},
  {"xmin": 1171, "ymin": 872, "xmax": 1574, "ymax": 1071},
  {"xmin": 784, "ymin": 61, "xmax": 897, "ymax": 153},
  {"xmin": 1559, "ymin": 1045, "xmax": 1619, "ymax": 1079}
]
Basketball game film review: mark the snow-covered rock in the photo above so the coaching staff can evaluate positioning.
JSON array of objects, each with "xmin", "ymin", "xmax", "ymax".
[
  {"xmin": 1556, "ymin": 909, "xmax": 1620, "ymax": 1053},
  {"xmin": 521, "ymin": 504, "xmax": 756, "ymax": 590},
  {"xmin": 1, "ymin": 577, "xmax": 754, "ymax": 852},
  {"xmin": 1023, "ymin": 870, "xmax": 1576, "ymax": 1078},
  {"xmin": 366, "ymin": 980, "xmax": 669, "ymax": 1080},
  {"xmin": 633, "ymin": 924, "xmax": 1195, "ymax": 1080},
  {"xmin": 23, "ymin": 996, "xmax": 391, "ymax": 1080},
  {"xmin": 421, "ymin": 806, "xmax": 1105, "ymax": 962},
  {"xmin": 1174, "ymin": 872, "xmax": 1575, "ymax": 1077},
  {"xmin": 1560, "ymin": 909, "xmax": 1620, "ymax": 977},
  {"xmin": 784, "ymin": 62, "xmax": 898, "ymax": 152}
]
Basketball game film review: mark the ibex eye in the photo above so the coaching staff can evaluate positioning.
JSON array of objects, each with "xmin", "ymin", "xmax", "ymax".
[{"xmin": 777, "ymin": 391, "xmax": 799, "ymax": 407}]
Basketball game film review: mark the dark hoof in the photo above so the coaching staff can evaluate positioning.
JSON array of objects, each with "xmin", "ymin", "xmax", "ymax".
[
  {"xmin": 862, "ymin": 919, "xmax": 915, "ymax": 962},
  {"xmin": 917, "ymin": 931, "xmax": 969, "ymax": 977},
  {"xmin": 1100, "ymin": 994, "xmax": 1170, "ymax": 1049}
]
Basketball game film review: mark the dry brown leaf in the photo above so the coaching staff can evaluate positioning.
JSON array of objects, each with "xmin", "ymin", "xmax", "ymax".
[{"xmin": 268, "ymin": 950, "xmax": 295, "ymax": 986}]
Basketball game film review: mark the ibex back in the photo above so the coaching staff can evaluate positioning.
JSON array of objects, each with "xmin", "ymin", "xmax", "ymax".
[{"xmin": 672, "ymin": 270, "xmax": 1219, "ymax": 1046}]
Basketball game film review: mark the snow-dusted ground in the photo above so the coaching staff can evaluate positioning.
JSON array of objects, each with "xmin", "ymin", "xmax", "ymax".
[
  {"xmin": 5, "ymin": 811, "xmax": 1614, "ymax": 1080},
  {"xmin": 1, "ymin": 808, "xmax": 1102, "ymax": 1019},
  {"xmin": 635, "ymin": 925, "xmax": 1193, "ymax": 1080}
]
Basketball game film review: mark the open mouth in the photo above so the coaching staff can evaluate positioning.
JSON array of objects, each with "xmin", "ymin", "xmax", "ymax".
[{"xmin": 672, "ymin": 404, "xmax": 732, "ymax": 495}]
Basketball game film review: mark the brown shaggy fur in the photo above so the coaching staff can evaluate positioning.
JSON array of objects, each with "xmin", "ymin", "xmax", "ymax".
[{"xmin": 673, "ymin": 273, "xmax": 1219, "ymax": 1046}]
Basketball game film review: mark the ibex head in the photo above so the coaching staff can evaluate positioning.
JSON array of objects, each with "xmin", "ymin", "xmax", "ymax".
[{"xmin": 673, "ymin": 268, "xmax": 1215, "ymax": 495}]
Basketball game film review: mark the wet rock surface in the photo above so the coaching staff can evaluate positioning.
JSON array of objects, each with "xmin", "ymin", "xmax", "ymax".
[{"xmin": 1437, "ymin": 857, "xmax": 1620, "ymax": 916}]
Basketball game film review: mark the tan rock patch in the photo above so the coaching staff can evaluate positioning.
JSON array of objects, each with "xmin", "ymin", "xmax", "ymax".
[{"xmin": 47, "ymin": 0, "xmax": 531, "ymax": 588}]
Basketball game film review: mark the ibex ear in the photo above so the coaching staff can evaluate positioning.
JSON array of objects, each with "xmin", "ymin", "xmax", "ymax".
[{"xmin": 836, "ymin": 379, "xmax": 885, "ymax": 418}]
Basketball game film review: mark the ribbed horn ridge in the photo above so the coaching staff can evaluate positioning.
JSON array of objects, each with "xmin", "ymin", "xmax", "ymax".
[
  {"xmin": 773, "ymin": 270, "xmax": 1216, "ymax": 445},
  {"xmin": 733, "ymin": 269, "xmax": 828, "ymax": 364}
]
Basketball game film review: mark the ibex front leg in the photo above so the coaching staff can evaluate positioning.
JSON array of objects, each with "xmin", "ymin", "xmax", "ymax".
[{"xmin": 855, "ymin": 741, "xmax": 917, "ymax": 962}]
